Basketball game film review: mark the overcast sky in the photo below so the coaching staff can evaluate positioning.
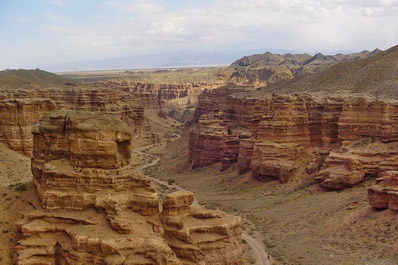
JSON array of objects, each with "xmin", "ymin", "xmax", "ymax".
[{"xmin": 1, "ymin": 0, "xmax": 397, "ymax": 70}]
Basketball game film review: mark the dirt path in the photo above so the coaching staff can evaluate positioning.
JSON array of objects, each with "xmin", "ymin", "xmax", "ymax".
[{"xmin": 133, "ymin": 138, "xmax": 271, "ymax": 265}]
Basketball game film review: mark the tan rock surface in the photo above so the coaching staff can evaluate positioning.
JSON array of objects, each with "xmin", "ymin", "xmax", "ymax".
[
  {"xmin": 0, "ymin": 98, "xmax": 56, "ymax": 156},
  {"xmin": 0, "ymin": 86, "xmax": 160, "ymax": 153},
  {"xmin": 160, "ymin": 191, "xmax": 243, "ymax": 265},
  {"xmin": 14, "ymin": 110, "xmax": 243, "ymax": 265}
]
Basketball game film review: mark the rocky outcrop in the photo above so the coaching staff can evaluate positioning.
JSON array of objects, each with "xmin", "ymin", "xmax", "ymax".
[
  {"xmin": 14, "ymin": 110, "xmax": 243, "ymax": 265},
  {"xmin": 189, "ymin": 88, "xmax": 398, "ymax": 187},
  {"xmin": 0, "ymin": 98, "xmax": 56, "ymax": 156},
  {"xmin": 368, "ymin": 171, "xmax": 398, "ymax": 210},
  {"xmin": 316, "ymin": 138, "xmax": 398, "ymax": 189},
  {"xmin": 0, "ymin": 86, "xmax": 160, "ymax": 152},
  {"xmin": 160, "ymin": 191, "xmax": 243, "ymax": 265}
]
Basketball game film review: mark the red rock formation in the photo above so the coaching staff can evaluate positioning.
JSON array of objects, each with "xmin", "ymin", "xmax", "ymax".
[
  {"xmin": 189, "ymin": 118, "xmax": 228, "ymax": 169},
  {"xmin": 250, "ymin": 95, "xmax": 312, "ymax": 182},
  {"xmin": 316, "ymin": 153, "xmax": 364, "ymax": 189},
  {"xmin": 14, "ymin": 110, "xmax": 243, "ymax": 265},
  {"xmin": 316, "ymin": 138, "xmax": 398, "ymax": 189},
  {"xmin": 338, "ymin": 96, "xmax": 398, "ymax": 142},
  {"xmin": 190, "ymin": 92, "xmax": 318, "ymax": 182},
  {"xmin": 192, "ymin": 87, "xmax": 251, "ymax": 123},
  {"xmin": 368, "ymin": 171, "xmax": 398, "ymax": 210},
  {"xmin": 0, "ymin": 98, "xmax": 56, "ymax": 156},
  {"xmin": 189, "ymin": 88, "xmax": 398, "ymax": 186}
]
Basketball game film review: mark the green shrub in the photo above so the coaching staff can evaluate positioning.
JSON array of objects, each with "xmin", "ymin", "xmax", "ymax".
[{"xmin": 14, "ymin": 183, "xmax": 27, "ymax": 192}]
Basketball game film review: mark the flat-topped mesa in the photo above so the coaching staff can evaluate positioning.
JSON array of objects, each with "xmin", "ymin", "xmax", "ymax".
[
  {"xmin": 15, "ymin": 110, "xmax": 243, "ymax": 265},
  {"xmin": 368, "ymin": 171, "xmax": 398, "ymax": 210},
  {"xmin": 160, "ymin": 191, "xmax": 244, "ymax": 265},
  {"xmin": 0, "ymin": 98, "xmax": 56, "ymax": 156}
]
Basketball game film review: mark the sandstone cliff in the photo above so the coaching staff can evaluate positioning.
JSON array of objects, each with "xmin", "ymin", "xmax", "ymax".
[
  {"xmin": 0, "ymin": 98, "xmax": 56, "ymax": 156},
  {"xmin": 189, "ymin": 89, "xmax": 398, "ymax": 188},
  {"xmin": 14, "ymin": 110, "xmax": 243, "ymax": 265}
]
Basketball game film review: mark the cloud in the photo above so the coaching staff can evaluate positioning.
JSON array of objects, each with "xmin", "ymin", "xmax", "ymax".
[
  {"xmin": 2, "ymin": 0, "xmax": 398, "ymax": 69},
  {"xmin": 42, "ymin": 0, "xmax": 398, "ymax": 54}
]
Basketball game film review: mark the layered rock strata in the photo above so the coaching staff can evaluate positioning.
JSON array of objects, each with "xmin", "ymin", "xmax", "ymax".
[
  {"xmin": 0, "ymin": 86, "xmax": 160, "ymax": 152},
  {"xmin": 189, "ymin": 88, "xmax": 398, "ymax": 187},
  {"xmin": 368, "ymin": 171, "xmax": 398, "ymax": 210},
  {"xmin": 0, "ymin": 98, "xmax": 56, "ymax": 156},
  {"xmin": 99, "ymin": 81, "xmax": 216, "ymax": 101},
  {"xmin": 160, "ymin": 191, "xmax": 243, "ymax": 265},
  {"xmin": 14, "ymin": 110, "xmax": 243, "ymax": 265}
]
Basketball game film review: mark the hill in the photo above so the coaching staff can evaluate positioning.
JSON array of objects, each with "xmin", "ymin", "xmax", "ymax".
[
  {"xmin": 227, "ymin": 49, "xmax": 382, "ymax": 85},
  {"xmin": 0, "ymin": 69, "xmax": 78, "ymax": 89},
  {"xmin": 265, "ymin": 45, "xmax": 398, "ymax": 98}
]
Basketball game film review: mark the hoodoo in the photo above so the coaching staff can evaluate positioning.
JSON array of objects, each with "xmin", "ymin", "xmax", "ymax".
[{"xmin": 14, "ymin": 110, "xmax": 243, "ymax": 265}]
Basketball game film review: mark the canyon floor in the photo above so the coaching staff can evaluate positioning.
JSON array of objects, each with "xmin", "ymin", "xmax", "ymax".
[{"xmin": 143, "ymin": 129, "xmax": 398, "ymax": 265}]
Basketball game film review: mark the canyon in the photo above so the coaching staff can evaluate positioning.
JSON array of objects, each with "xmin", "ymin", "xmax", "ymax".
[
  {"xmin": 189, "ymin": 46, "xmax": 398, "ymax": 191},
  {"xmin": 0, "ymin": 45, "xmax": 397, "ymax": 265},
  {"xmin": 13, "ymin": 110, "xmax": 243, "ymax": 265}
]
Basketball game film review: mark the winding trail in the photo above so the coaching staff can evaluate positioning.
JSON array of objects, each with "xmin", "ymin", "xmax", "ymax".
[{"xmin": 133, "ymin": 135, "xmax": 271, "ymax": 265}]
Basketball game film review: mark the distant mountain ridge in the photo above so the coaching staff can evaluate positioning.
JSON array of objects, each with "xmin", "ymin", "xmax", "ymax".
[
  {"xmin": 265, "ymin": 45, "xmax": 398, "ymax": 98},
  {"xmin": 227, "ymin": 48, "xmax": 382, "ymax": 85}
]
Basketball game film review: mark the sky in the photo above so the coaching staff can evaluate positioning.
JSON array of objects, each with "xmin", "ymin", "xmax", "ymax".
[{"xmin": 0, "ymin": 0, "xmax": 398, "ymax": 71}]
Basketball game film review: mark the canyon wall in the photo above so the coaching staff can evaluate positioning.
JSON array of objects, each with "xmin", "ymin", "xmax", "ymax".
[
  {"xmin": 14, "ymin": 110, "xmax": 243, "ymax": 265},
  {"xmin": 189, "ymin": 88, "xmax": 398, "ymax": 188},
  {"xmin": 96, "ymin": 80, "xmax": 221, "ymax": 103},
  {"xmin": 0, "ymin": 86, "xmax": 161, "ymax": 155},
  {"xmin": 0, "ymin": 98, "xmax": 56, "ymax": 156}
]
